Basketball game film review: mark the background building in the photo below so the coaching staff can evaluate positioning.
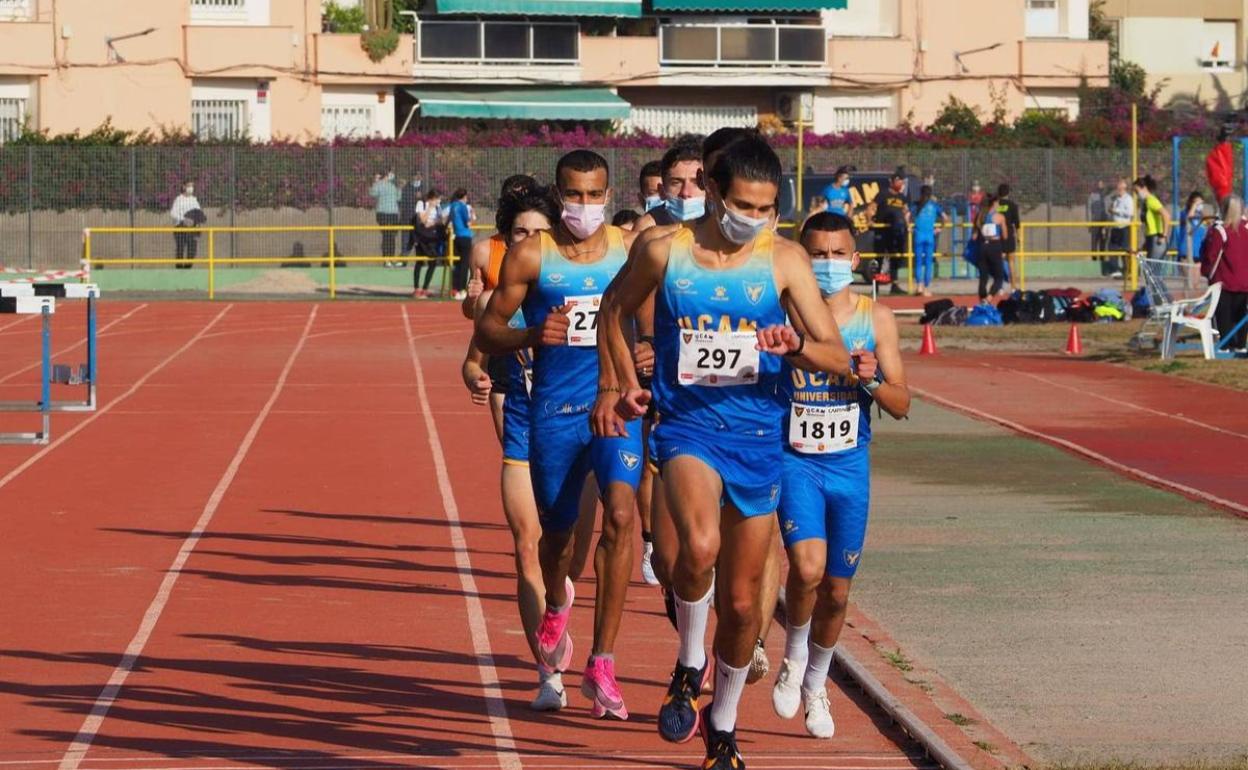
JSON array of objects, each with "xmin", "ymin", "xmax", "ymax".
[{"xmin": 0, "ymin": 0, "xmax": 1108, "ymax": 143}]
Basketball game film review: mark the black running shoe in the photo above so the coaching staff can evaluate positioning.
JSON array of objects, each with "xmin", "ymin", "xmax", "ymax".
[
  {"xmin": 699, "ymin": 705, "xmax": 745, "ymax": 770},
  {"xmin": 663, "ymin": 587, "xmax": 678, "ymax": 631},
  {"xmin": 658, "ymin": 658, "xmax": 707, "ymax": 743}
]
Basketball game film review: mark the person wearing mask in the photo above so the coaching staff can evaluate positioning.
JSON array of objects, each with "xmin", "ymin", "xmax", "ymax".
[
  {"xmin": 412, "ymin": 189, "xmax": 444, "ymax": 298},
  {"xmin": 449, "ymin": 188, "xmax": 475, "ymax": 301},
  {"xmin": 1200, "ymin": 195, "xmax": 1248, "ymax": 350},
  {"xmin": 169, "ymin": 181, "xmax": 202, "ymax": 269},
  {"xmin": 637, "ymin": 160, "xmax": 664, "ymax": 215},
  {"xmin": 1106, "ymin": 178, "xmax": 1135, "ymax": 278},
  {"xmin": 397, "ymin": 174, "xmax": 424, "ymax": 265},
  {"xmin": 973, "ymin": 194, "xmax": 1008, "ymax": 302},
  {"xmin": 872, "ymin": 171, "xmax": 910, "ymax": 294},
  {"xmin": 995, "ymin": 184, "xmax": 1021, "ymax": 288},
  {"xmin": 818, "ymin": 166, "xmax": 854, "ymax": 214},
  {"xmin": 912, "ymin": 185, "xmax": 949, "ymax": 297},
  {"xmin": 369, "ymin": 169, "xmax": 401, "ymax": 264},
  {"xmin": 1135, "ymin": 176, "xmax": 1172, "ymax": 263},
  {"xmin": 1178, "ymin": 191, "xmax": 1209, "ymax": 263},
  {"xmin": 635, "ymin": 135, "xmax": 706, "ymax": 230}
]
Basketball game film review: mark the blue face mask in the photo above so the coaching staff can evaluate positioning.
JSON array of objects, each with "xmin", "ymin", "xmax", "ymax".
[
  {"xmin": 666, "ymin": 196, "xmax": 706, "ymax": 222},
  {"xmin": 812, "ymin": 259, "xmax": 854, "ymax": 296},
  {"xmin": 644, "ymin": 195, "xmax": 663, "ymax": 212}
]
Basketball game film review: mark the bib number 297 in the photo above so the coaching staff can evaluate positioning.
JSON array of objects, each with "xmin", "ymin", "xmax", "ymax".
[
  {"xmin": 564, "ymin": 294, "xmax": 601, "ymax": 347},
  {"xmin": 677, "ymin": 330, "xmax": 759, "ymax": 387}
]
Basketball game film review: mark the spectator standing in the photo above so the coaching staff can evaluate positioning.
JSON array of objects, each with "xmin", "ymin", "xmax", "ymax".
[
  {"xmin": 398, "ymin": 173, "xmax": 423, "ymax": 263},
  {"xmin": 1106, "ymin": 178, "xmax": 1135, "ymax": 277},
  {"xmin": 995, "ymin": 183, "xmax": 1021, "ymax": 287},
  {"xmin": 1087, "ymin": 179, "xmax": 1108, "ymax": 257},
  {"xmin": 448, "ymin": 188, "xmax": 474, "ymax": 300},
  {"xmin": 913, "ymin": 185, "xmax": 949, "ymax": 297},
  {"xmin": 973, "ymin": 194, "xmax": 1008, "ymax": 302},
  {"xmin": 170, "ymin": 181, "xmax": 202, "ymax": 269},
  {"xmin": 1178, "ymin": 190, "xmax": 1209, "ymax": 262},
  {"xmin": 411, "ymin": 189, "xmax": 444, "ymax": 298},
  {"xmin": 873, "ymin": 170, "xmax": 911, "ymax": 294},
  {"xmin": 819, "ymin": 165, "xmax": 854, "ymax": 214},
  {"xmin": 1200, "ymin": 194, "xmax": 1248, "ymax": 350},
  {"xmin": 1135, "ymin": 175, "xmax": 1172, "ymax": 262},
  {"xmin": 369, "ymin": 170, "xmax": 401, "ymax": 263}
]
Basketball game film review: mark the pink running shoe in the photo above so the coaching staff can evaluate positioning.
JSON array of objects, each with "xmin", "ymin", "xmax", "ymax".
[
  {"xmin": 535, "ymin": 580, "xmax": 575, "ymax": 672},
  {"xmin": 581, "ymin": 655, "xmax": 628, "ymax": 720}
]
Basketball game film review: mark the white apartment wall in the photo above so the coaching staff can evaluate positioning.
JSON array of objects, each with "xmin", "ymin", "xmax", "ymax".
[
  {"xmin": 1066, "ymin": 0, "xmax": 1089, "ymax": 39},
  {"xmin": 822, "ymin": 0, "xmax": 898, "ymax": 37},
  {"xmin": 321, "ymin": 86, "xmax": 394, "ymax": 138},
  {"xmin": 1119, "ymin": 16, "xmax": 1212, "ymax": 73},
  {"xmin": 192, "ymin": 79, "xmax": 271, "ymax": 140},
  {"xmin": 812, "ymin": 91, "xmax": 894, "ymax": 134}
]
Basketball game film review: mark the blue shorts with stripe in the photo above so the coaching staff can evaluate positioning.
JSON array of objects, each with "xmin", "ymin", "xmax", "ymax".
[
  {"xmin": 529, "ymin": 414, "xmax": 643, "ymax": 532},
  {"xmin": 501, "ymin": 390, "xmax": 530, "ymax": 465},
  {"xmin": 776, "ymin": 446, "xmax": 870, "ymax": 578},
  {"xmin": 653, "ymin": 419, "xmax": 781, "ymax": 518}
]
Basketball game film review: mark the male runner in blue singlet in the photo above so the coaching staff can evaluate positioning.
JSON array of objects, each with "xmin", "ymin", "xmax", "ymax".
[
  {"xmin": 594, "ymin": 136, "xmax": 851, "ymax": 770},
  {"xmin": 477, "ymin": 150, "xmax": 642, "ymax": 721},
  {"xmin": 769, "ymin": 211, "xmax": 910, "ymax": 738}
]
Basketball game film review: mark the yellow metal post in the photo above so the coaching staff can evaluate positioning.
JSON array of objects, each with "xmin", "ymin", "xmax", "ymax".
[
  {"xmin": 82, "ymin": 228, "xmax": 91, "ymax": 279},
  {"xmin": 443, "ymin": 236, "xmax": 454, "ymax": 298},
  {"xmin": 906, "ymin": 225, "xmax": 914, "ymax": 295},
  {"xmin": 1130, "ymin": 103, "xmax": 1139, "ymax": 291},
  {"xmin": 208, "ymin": 230, "xmax": 215, "ymax": 300},
  {"xmin": 796, "ymin": 117, "xmax": 805, "ymax": 216},
  {"xmin": 1018, "ymin": 224, "xmax": 1026, "ymax": 291},
  {"xmin": 329, "ymin": 227, "xmax": 337, "ymax": 300}
]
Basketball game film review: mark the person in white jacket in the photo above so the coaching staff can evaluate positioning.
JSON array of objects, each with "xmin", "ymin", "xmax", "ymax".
[
  {"xmin": 169, "ymin": 181, "xmax": 201, "ymax": 269},
  {"xmin": 1105, "ymin": 178, "xmax": 1135, "ymax": 278}
]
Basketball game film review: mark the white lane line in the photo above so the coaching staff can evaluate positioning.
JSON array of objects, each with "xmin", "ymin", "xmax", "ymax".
[
  {"xmin": 980, "ymin": 362, "xmax": 1248, "ymax": 441},
  {"xmin": 401, "ymin": 304, "xmax": 521, "ymax": 770},
  {"xmin": 0, "ymin": 314, "xmax": 35, "ymax": 333},
  {"xmin": 0, "ymin": 303, "xmax": 148, "ymax": 384},
  {"xmin": 55, "ymin": 306, "xmax": 318, "ymax": 770},
  {"xmin": 0, "ymin": 306, "xmax": 232, "ymax": 494},
  {"xmin": 912, "ymin": 385, "xmax": 1248, "ymax": 517}
]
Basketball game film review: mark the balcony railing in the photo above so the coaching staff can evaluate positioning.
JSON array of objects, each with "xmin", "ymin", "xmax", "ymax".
[
  {"xmin": 415, "ymin": 18, "xmax": 578, "ymax": 65},
  {"xmin": 191, "ymin": 0, "xmax": 249, "ymax": 24},
  {"xmin": 0, "ymin": 0, "xmax": 30, "ymax": 21},
  {"xmin": 659, "ymin": 20, "xmax": 824, "ymax": 68}
]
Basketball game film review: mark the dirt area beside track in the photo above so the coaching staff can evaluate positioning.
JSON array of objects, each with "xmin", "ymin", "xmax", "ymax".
[{"xmin": 858, "ymin": 400, "xmax": 1248, "ymax": 764}]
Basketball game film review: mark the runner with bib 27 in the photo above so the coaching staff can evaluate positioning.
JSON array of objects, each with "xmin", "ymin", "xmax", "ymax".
[
  {"xmin": 770, "ymin": 211, "xmax": 910, "ymax": 740},
  {"xmin": 593, "ymin": 135, "xmax": 851, "ymax": 770}
]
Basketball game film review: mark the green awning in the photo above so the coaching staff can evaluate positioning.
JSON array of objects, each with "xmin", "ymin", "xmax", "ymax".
[
  {"xmin": 407, "ymin": 88, "xmax": 631, "ymax": 121},
  {"xmin": 434, "ymin": 0, "xmax": 642, "ymax": 16},
  {"xmin": 651, "ymin": 0, "xmax": 845, "ymax": 9}
]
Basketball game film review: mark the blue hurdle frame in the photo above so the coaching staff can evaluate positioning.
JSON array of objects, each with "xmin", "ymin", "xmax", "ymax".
[{"xmin": 0, "ymin": 297, "xmax": 54, "ymax": 445}]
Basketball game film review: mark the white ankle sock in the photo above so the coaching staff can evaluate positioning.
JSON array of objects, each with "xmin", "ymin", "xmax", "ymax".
[
  {"xmin": 802, "ymin": 641, "xmax": 835, "ymax": 693},
  {"xmin": 709, "ymin": 655, "xmax": 749, "ymax": 732},
  {"xmin": 674, "ymin": 584, "xmax": 713, "ymax": 670},
  {"xmin": 784, "ymin": 620, "xmax": 811, "ymax": 664}
]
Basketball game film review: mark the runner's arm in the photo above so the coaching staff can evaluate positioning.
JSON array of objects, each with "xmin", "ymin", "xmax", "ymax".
[
  {"xmin": 773, "ymin": 240, "xmax": 851, "ymax": 376},
  {"xmin": 461, "ymin": 238, "xmax": 493, "ymax": 319},
  {"xmin": 868, "ymin": 304, "xmax": 910, "ymax": 419},
  {"xmin": 476, "ymin": 237, "xmax": 540, "ymax": 355}
]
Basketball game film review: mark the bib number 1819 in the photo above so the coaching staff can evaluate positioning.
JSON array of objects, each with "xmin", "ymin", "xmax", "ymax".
[{"xmin": 788, "ymin": 403, "xmax": 859, "ymax": 454}]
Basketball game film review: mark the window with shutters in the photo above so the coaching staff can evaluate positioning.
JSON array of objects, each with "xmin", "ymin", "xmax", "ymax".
[
  {"xmin": 0, "ymin": 98, "xmax": 26, "ymax": 143},
  {"xmin": 191, "ymin": 99, "xmax": 249, "ymax": 139}
]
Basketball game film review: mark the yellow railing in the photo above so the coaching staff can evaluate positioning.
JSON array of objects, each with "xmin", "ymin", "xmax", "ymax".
[{"xmin": 83, "ymin": 225, "xmax": 462, "ymax": 300}]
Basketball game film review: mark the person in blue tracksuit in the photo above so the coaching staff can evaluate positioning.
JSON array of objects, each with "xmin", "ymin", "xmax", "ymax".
[{"xmin": 912, "ymin": 185, "xmax": 949, "ymax": 297}]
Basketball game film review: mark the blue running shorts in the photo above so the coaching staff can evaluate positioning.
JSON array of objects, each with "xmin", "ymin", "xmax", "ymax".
[
  {"xmin": 777, "ymin": 447, "xmax": 870, "ymax": 578},
  {"xmin": 501, "ymin": 390, "xmax": 530, "ymax": 466},
  {"xmin": 529, "ymin": 415, "xmax": 643, "ymax": 532},
  {"xmin": 653, "ymin": 419, "xmax": 781, "ymax": 518}
]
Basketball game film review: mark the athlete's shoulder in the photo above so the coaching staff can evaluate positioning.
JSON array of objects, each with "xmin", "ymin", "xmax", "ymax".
[
  {"xmin": 620, "ymin": 225, "xmax": 640, "ymax": 251},
  {"xmin": 870, "ymin": 298, "xmax": 899, "ymax": 337},
  {"xmin": 470, "ymin": 235, "xmax": 493, "ymax": 264},
  {"xmin": 634, "ymin": 212, "xmax": 658, "ymax": 231},
  {"xmin": 771, "ymin": 232, "xmax": 809, "ymax": 268},
  {"xmin": 500, "ymin": 230, "xmax": 543, "ymax": 283}
]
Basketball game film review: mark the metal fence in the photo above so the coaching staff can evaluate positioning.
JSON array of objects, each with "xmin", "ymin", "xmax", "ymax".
[{"xmin": 0, "ymin": 143, "xmax": 1219, "ymax": 272}]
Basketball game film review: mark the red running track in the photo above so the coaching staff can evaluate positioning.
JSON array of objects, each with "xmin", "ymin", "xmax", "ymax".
[
  {"xmin": 905, "ymin": 352, "xmax": 1248, "ymax": 516},
  {"xmin": 0, "ymin": 302, "xmax": 933, "ymax": 770}
]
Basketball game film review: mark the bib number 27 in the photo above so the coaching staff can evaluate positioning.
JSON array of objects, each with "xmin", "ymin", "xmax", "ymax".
[{"xmin": 564, "ymin": 294, "xmax": 601, "ymax": 347}]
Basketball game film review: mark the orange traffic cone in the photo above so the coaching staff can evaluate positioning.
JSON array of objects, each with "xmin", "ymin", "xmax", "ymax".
[
  {"xmin": 1065, "ymin": 323, "xmax": 1083, "ymax": 356},
  {"xmin": 919, "ymin": 324, "xmax": 938, "ymax": 355}
]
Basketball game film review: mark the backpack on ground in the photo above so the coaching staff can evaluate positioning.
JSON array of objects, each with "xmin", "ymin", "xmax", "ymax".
[
  {"xmin": 935, "ymin": 305, "xmax": 969, "ymax": 326},
  {"xmin": 966, "ymin": 303, "xmax": 1003, "ymax": 326},
  {"xmin": 920, "ymin": 298, "xmax": 955, "ymax": 325}
]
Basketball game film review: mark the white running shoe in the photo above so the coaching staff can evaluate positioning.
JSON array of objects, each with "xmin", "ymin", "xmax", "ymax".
[
  {"xmin": 771, "ymin": 657, "xmax": 803, "ymax": 719},
  {"xmin": 640, "ymin": 541, "xmax": 659, "ymax": 586},
  {"xmin": 531, "ymin": 671, "xmax": 567, "ymax": 711},
  {"xmin": 803, "ymin": 687, "xmax": 836, "ymax": 738},
  {"xmin": 746, "ymin": 639, "xmax": 770, "ymax": 684},
  {"xmin": 452, "ymin": 290, "xmax": 468, "ymax": 301}
]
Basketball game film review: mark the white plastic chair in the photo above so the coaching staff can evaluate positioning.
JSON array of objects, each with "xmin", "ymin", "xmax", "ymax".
[{"xmin": 1161, "ymin": 281, "xmax": 1222, "ymax": 360}]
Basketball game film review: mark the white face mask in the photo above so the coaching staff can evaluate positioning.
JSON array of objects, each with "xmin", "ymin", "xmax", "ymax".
[
  {"xmin": 716, "ymin": 200, "xmax": 769, "ymax": 245},
  {"xmin": 561, "ymin": 202, "xmax": 606, "ymax": 240}
]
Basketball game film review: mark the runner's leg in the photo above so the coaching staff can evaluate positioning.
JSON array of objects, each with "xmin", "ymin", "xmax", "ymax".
[{"xmin": 569, "ymin": 473, "xmax": 598, "ymax": 582}]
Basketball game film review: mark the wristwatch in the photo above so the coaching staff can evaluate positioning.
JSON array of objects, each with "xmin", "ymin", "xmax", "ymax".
[{"xmin": 862, "ymin": 379, "xmax": 881, "ymax": 393}]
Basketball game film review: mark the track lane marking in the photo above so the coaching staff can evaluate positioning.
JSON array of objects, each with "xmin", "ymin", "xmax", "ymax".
[
  {"xmin": 55, "ymin": 306, "xmax": 318, "ymax": 770},
  {"xmin": 0, "ymin": 304, "xmax": 148, "ymax": 384}
]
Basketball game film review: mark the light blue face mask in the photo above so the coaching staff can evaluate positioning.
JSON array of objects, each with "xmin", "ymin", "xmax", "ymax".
[
  {"xmin": 644, "ymin": 195, "xmax": 663, "ymax": 212},
  {"xmin": 666, "ymin": 195, "xmax": 706, "ymax": 222},
  {"xmin": 812, "ymin": 259, "xmax": 854, "ymax": 296}
]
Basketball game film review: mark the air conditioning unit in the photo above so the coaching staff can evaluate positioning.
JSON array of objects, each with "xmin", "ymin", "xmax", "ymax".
[{"xmin": 775, "ymin": 92, "xmax": 814, "ymax": 123}]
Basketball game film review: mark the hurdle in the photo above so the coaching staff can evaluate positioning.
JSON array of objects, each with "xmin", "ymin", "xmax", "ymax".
[
  {"xmin": 0, "ymin": 294, "xmax": 55, "ymax": 445},
  {"xmin": 0, "ymin": 282, "xmax": 99, "ymax": 411}
]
